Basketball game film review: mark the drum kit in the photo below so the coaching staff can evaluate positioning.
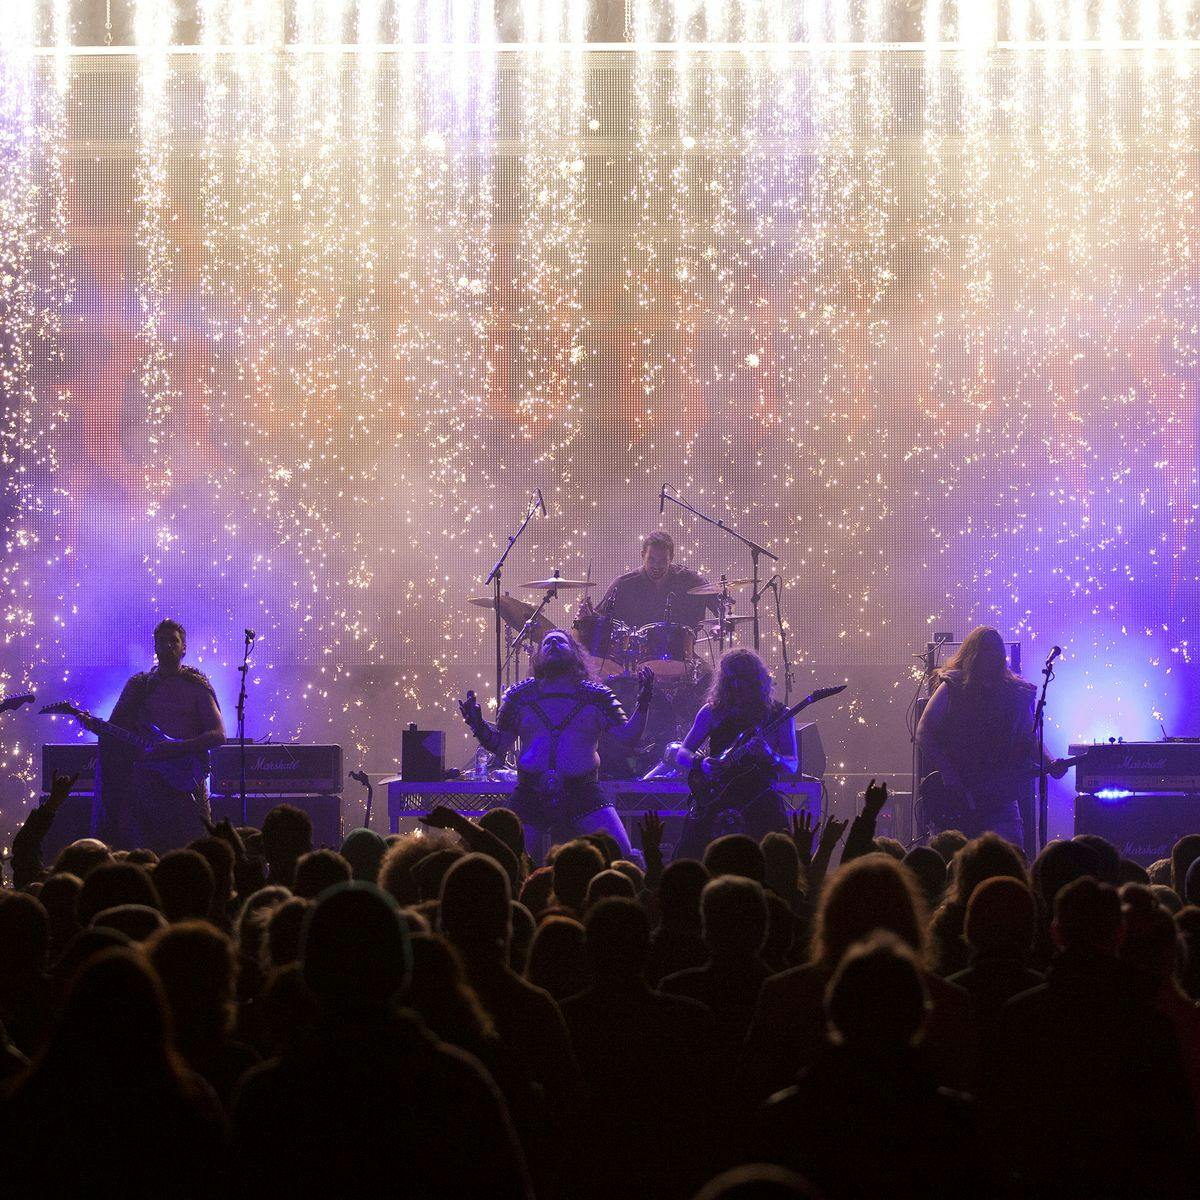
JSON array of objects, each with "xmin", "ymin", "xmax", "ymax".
[{"xmin": 469, "ymin": 571, "xmax": 760, "ymax": 778}]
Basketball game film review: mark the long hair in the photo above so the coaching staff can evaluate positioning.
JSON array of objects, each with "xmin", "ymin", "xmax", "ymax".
[
  {"xmin": 706, "ymin": 647, "xmax": 773, "ymax": 725},
  {"xmin": 812, "ymin": 855, "xmax": 930, "ymax": 972},
  {"xmin": 531, "ymin": 629, "xmax": 592, "ymax": 682},
  {"xmin": 936, "ymin": 625, "xmax": 1025, "ymax": 692}
]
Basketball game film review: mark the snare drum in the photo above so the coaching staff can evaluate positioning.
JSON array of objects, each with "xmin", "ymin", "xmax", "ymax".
[
  {"xmin": 573, "ymin": 613, "xmax": 632, "ymax": 678},
  {"xmin": 633, "ymin": 621, "xmax": 697, "ymax": 678}
]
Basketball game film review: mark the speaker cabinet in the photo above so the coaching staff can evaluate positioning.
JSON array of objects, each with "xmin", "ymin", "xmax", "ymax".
[
  {"xmin": 212, "ymin": 794, "xmax": 344, "ymax": 849},
  {"xmin": 1074, "ymin": 793, "xmax": 1199, "ymax": 866}
]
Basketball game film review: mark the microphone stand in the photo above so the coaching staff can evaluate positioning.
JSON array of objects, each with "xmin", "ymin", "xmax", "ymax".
[
  {"xmin": 236, "ymin": 632, "xmax": 255, "ymax": 826},
  {"xmin": 661, "ymin": 487, "xmax": 778, "ymax": 651},
  {"xmin": 1034, "ymin": 652, "xmax": 1057, "ymax": 851},
  {"xmin": 484, "ymin": 492, "xmax": 544, "ymax": 707}
]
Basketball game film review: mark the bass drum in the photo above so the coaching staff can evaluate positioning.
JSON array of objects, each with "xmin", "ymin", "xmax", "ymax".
[{"xmin": 597, "ymin": 672, "xmax": 709, "ymax": 780}]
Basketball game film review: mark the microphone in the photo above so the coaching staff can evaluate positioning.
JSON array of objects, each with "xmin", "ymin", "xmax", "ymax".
[
  {"xmin": 1046, "ymin": 645, "xmax": 1062, "ymax": 664},
  {"xmin": 659, "ymin": 484, "xmax": 667, "ymax": 514},
  {"xmin": 665, "ymin": 592, "xmax": 675, "ymax": 622},
  {"xmin": 244, "ymin": 629, "xmax": 256, "ymax": 641},
  {"xmin": 535, "ymin": 488, "xmax": 547, "ymax": 516}
]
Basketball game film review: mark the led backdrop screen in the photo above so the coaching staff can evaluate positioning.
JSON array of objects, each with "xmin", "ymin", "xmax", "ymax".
[{"xmin": 1, "ymin": 2, "xmax": 1198, "ymax": 840}]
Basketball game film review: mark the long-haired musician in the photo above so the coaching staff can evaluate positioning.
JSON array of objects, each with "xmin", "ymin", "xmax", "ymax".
[
  {"xmin": 915, "ymin": 625, "xmax": 1067, "ymax": 847},
  {"xmin": 459, "ymin": 628, "xmax": 653, "ymax": 856},
  {"xmin": 667, "ymin": 647, "xmax": 799, "ymax": 858}
]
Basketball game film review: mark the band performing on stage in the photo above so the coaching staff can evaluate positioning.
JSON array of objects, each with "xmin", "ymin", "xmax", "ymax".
[{"xmin": 26, "ymin": 513, "xmax": 1079, "ymax": 859}]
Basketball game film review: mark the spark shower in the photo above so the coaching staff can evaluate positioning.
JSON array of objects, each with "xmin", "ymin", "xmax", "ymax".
[{"xmin": 0, "ymin": 0, "xmax": 1197, "ymax": 838}]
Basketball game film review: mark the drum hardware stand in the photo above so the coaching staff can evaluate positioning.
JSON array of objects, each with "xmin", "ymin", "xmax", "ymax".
[
  {"xmin": 484, "ymin": 489, "xmax": 546, "ymax": 706},
  {"xmin": 236, "ymin": 629, "xmax": 256, "ymax": 826},
  {"xmin": 500, "ymin": 576, "xmax": 559, "ymax": 683},
  {"xmin": 660, "ymin": 485, "xmax": 778, "ymax": 651},
  {"xmin": 1034, "ymin": 646, "xmax": 1062, "ymax": 851}
]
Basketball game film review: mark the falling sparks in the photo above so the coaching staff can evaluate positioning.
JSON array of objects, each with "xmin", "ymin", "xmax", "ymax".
[{"xmin": 0, "ymin": 2, "xmax": 1198, "ymax": 842}]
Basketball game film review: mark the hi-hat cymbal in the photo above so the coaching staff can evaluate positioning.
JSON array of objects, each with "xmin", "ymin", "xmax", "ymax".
[
  {"xmin": 687, "ymin": 579, "xmax": 755, "ymax": 596},
  {"xmin": 468, "ymin": 595, "xmax": 553, "ymax": 635},
  {"xmin": 521, "ymin": 577, "xmax": 594, "ymax": 590},
  {"xmin": 703, "ymin": 614, "xmax": 755, "ymax": 628}
]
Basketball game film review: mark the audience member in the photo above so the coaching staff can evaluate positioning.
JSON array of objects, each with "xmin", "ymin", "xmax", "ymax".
[
  {"xmin": 902, "ymin": 845, "xmax": 947, "ymax": 909},
  {"xmin": 439, "ymin": 854, "xmax": 579, "ymax": 1132},
  {"xmin": 928, "ymin": 832, "xmax": 1027, "ymax": 975},
  {"xmin": 647, "ymin": 859, "xmax": 710, "ymax": 986},
  {"xmin": 945, "ymin": 875, "xmax": 1043, "ymax": 1042},
  {"xmin": 744, "ymin": 854, "xmax": 972, "ymax": 1100},
  {"xmin": 291, "ymin": 848, "xmax": 351, "ymax": 900},
  {"xmin": 77, "ymin": 860, "xmax": 162, "ymax": 927},
  {"xmin": 91, "ymin": 903, "xmax": 167, "ymax": 942},
  {"xmin": 231, "ymin": 883, "xmax": 531, "ymax": 1198},
  {"xmin": 0, "ymin": 891, "xmax": 51, "ymax": 1058},
  {"xmin": 153, "ymin": 849, "xmax": 216, "ymax": 922},
  {"xmin": 550, "ymin": 838, "xmax": 605, "ymax": 916},
  {"xmin": 36, "ymin": 869, "xmax": 82, "ymax": 961},
  {"xmin": 752, "ymin": 933, "xmax": 994, "ymax": 1199},
  {"xmin": 990, "ymin": 876, "xmax": 1200, "ymax": 1198},
  {"xmin": 585, "ymin": 867, "xmax": 637, "ymax": 908},
  {"xmin": 662, "ymin": 876, "xmax": 771, "ymax": 1053},
  {"xmin": 526, "ymin": 914, "xmax": 591, "ymax": 1001},
  {"xmin": 561, "ymin": 897, "xmax": 716, "ymax": 1200},
  {"xmin": 1172, "ymin": 833, "xmax": 1200, "ymax": 896},
  {"xmin": 704, "ymin": 834, "xmax": 766, "ymax": 884},
  {"xmin": 147, "ymin": 921, "xmax": 260, "ymax": 1111},
  {"xmin": 338, "ymin": 826, "xmax": 386, "ymax": 882},
  {"xmin": 1, "ymin": 948, "xmax": 227, "ymax": 1198},
  {"xmin": 259, "ymin": 803, "xmax": 313, "ymax": 888}
]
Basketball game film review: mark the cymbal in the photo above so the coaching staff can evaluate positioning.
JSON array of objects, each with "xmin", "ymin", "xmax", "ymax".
[
  {"xmin": 687, "ymin": 579, "xmax": 755, "ymax": 596},
  {"xmin": 468, "ymin": 595, "xmax": 553, "ymax": 635},
  {"xmin": 703, "ymin": 614, "xmax": 755, "ymax": 628},
  {"xmin": 521, "ymin": 577, "xmax": 594, "ymax": 590}
]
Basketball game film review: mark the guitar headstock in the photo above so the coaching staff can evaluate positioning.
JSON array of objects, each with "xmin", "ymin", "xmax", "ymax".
[
  {"xmin": 809, "ymin": 684, "xmax": 848, "ymax": 705},
  {"xmin": 39, "ymin": 701, "xmax": 88, "ymax": 721},
  {"xmin": 0, "ymin": 693, "xmax": 35, "ymax": 714}
]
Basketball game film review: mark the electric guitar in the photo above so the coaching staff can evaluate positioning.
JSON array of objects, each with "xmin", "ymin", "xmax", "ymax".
[
  {"xmin": 919, "ymin": 753, "xmax": 1087, "ymax": 831},
  {"xmin": 688, "ymin": 684, "xmax": 847, "ymax": 816},
  {"xmin": 39, "ymin": 701, "xmax": 208, "ymax": 794}
]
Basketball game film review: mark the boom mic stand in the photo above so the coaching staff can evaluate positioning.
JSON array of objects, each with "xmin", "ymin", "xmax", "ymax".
[
  {"xmin": 1034, "ymin": 648, "xmax": 1060, "ymax": 851},
  {"xmin": 661, "ymin": 486, "xmax": 778, "ymax": 651},
  {"xmin": 236, "ymin": 630, "xmax": 256, "ymax": 826},
  {"xmin": 484, "ymin": 490, "xmax": 546, "ymax": 707}
]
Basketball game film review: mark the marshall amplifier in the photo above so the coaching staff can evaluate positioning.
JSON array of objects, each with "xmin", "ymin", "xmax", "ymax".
[
  {"xmin": 1074, "ymin": 793, "xmax": 1200, "ymax": 866},
  {"xmin": 42, "ymin": 744, "xmax": 100, "ymax": 793},
  {"xmin": 1071, "ymin": 742, "xmax": 1200, "ymax": 796},
  {"xmin": 211, "ymin": 743, "xmax": 344, "ymax": 795}
]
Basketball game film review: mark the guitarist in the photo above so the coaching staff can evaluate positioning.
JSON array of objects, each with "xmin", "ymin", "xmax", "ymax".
[
  {"xmin": 91, "ymin": 619, "xmax": 225, "ymax": 852},
  {"xmin": 915, "ymin": 625, "xmax": 1068, "ymax": 852},
  {"xmin": 668, "ymin": 648, "xmax": 799, "ymax": 860}
]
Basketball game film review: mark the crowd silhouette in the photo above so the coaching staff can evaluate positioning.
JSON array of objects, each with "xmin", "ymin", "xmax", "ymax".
[{"xmin": 3, "ymin": 772, "xmax": 1200, "ymax": 1198}]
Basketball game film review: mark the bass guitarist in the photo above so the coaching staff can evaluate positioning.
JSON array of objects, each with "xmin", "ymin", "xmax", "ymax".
[
  {"xmin": 667, "ymin": 648, "xmax": 799, "ymax": 859},
  {"xmin": 90, "ymin": 619, "xmax": 225, "ymax": 852},
  {"xmin": 916, "ymin": 625, "xmax": 1069, "ymax": 851}
]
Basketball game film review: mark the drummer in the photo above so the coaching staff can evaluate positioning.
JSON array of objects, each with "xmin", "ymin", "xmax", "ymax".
[{"xmin": 581, "ymin": 532, "xmax": 719, "ymax": 630}]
